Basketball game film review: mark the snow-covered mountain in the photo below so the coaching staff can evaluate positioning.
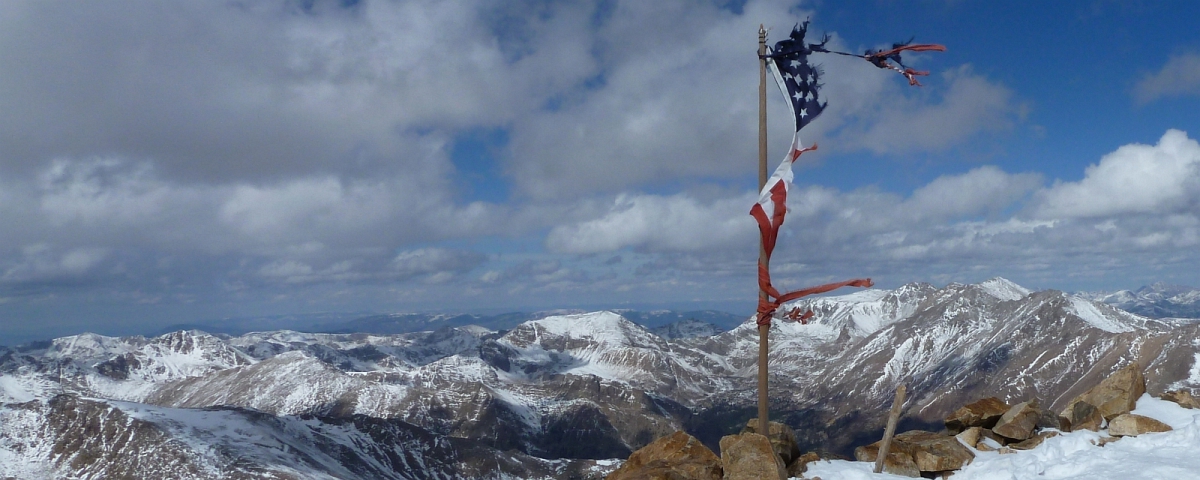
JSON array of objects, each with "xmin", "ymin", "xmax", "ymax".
[
  {"xmin": 1079, "ymin": 282, "xmax": 1200, "ymax": 319},
  {"xmin": 4, "ymin": 277, "xmax": 1200, "ymax": 478}
]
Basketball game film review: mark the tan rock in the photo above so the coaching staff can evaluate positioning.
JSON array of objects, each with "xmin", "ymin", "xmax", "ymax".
[
  {"xmin": 740, "ymin": 420, "xmax": 802, "ymax": 466},
  {"xmin": 856, "ymin": 430, "xmax": 972, "ymax": 475},
  {"xmin": 955, "ymin": 427, "xmax": 982, "ymax": 448},
  {"xmin": 1062, "ymin": 363, "xmax": 1146, "ymax": 421},
  {"xmin": 853, "ymin": 449, "xmax": 919, "ymax": 478},
  {"xmin": 720, "ymin": 433, "xmax": 786, "ymax": 480},
  {"xmin": 1036, "ymin": 408, "xmax": 1069, "ymax": 431},
  {"xmin": 786, "ymin": 452, "xmax": 820, "ymax": 478},
  {"xmin": 992, "ymin": 400, "xmax": 1041, "ymax": 441},
  {"xmin": 1108, "ymin": 414, "xmax": 1172, "ymax": 437},
  {"xmin": 1162, "ymin": 389, "xmax": 1200, "ymax": 409},
  {"xmin": 854, "ymin": 430, "xmax": 942, "ymax": 461},
  {"xmin": 1069, "ymin": 401, "xmax": 1104, "ymax": 432},
  {"xmin": 1009, "ymin": 431, "xmax": 1060, "ymax": 450},
  {"xmin": 911, "ymin": 436, "xmax": 975, "ymax": 472},
  {"xmin": 606, "ymin": 431, "xmax": 722, "ymax": 480},
  {"xmin": 945, "ymin": 397, "xmax": 1010, "ymax": 433},
  {"xmin": 880, "ymin": 452, "xmax": 921, "ymax": 478}
]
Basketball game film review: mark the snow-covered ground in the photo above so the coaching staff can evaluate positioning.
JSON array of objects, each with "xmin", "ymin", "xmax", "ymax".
[{"xmin": 804, "ymin": 394, "xmax": 1200, "ymax": 480}]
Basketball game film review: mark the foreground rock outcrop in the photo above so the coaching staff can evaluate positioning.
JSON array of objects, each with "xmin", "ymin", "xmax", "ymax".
[
  {"xmin": 604, "ymin": 431, "xmax": 721, "ymax": 480},
  {"xmin": 849, "ymin": 363, "xmax": 1185, "ymax": 478},
  {"xmin": 719, "ymin": 433, "xmax": 787, "ymax": 480}
]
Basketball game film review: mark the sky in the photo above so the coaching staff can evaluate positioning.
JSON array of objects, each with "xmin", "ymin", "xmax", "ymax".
[{"xmin": 1, "ymin": 0, "xmax": 1199, "ymax": 344}]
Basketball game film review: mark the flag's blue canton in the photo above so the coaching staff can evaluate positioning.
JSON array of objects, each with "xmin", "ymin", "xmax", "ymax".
[{"xmin": 771, "ymin": 22, "xmax": 827, "ymax": 132}]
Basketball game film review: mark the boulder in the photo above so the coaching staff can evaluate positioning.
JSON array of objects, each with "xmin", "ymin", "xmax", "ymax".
[
  {"xmin": 944, "ymin": 397, "xmax": 1009, "ymax": 433},
  {"xmin": 1036, "ymin": 408, "xmax": 1069, "ymax": 431},
  {"xmin": 739, "ymin": 420, "xmax": 802, "ymax": 466},
  {"xmin": 720, "ymin": 433, "xmax": 786, "ymax": 480},
  {"xmin": 605, "ymin": 431, "xmax": 722, "ymax": 480},
  {"xmin": 786, "ymin": 452, "xmax": 820, "ymax": 478},
  {"xmin": 1062, "ymin": 363, "xmax": 1146, "ymax": 421},
  {"xmin": 955, "ymin": 427, "xmax": 982, "ymax": 448},
  {"xmin": 955, "ymin": 426, "xmax": 1002, "ymax": 449},
  {"xmin": 992, "ymin": 400, "xmax": 1041, "ymax": 441},
  {"xmin": 910, "ymin": 436, "xmax": 975, "ymax": 472},
  {"xmin": 1069, "ymin": 401, "xmax": 1104, "ymax": 432},
  {"xmin": 1162, "ymin": 389, "xmax": 1200, "ymax": 409},
  {"xmin": 853, "ymin": 449, "xmax": 919, "ymax": 478},
  {"xmin": 1107, "ymin": 414, "xmax": 1172, "ymax": 437},
  {"xmin": 854, "ymin": 430, "xmax": 942, "ymax": 461},
  {"xmin": 1009, "ymin": 431, "xmax": 1059, "ymax": 450},
  {"xmin": 854, "ymin": 430, "xmax": 972, "ymax": 476}
]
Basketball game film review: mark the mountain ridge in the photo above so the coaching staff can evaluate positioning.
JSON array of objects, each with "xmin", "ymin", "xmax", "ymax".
[{"xmin": 5, "ymin": 277, "xmax": 1200, "ymax": 478}]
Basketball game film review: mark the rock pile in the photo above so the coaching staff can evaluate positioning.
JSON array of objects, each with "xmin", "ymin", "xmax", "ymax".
[
  {"xmin": 852, "ymin": 364, "xmax": 1189, "ymax": 478},
  {"xmin": 606, "ymin": 421, "xmax": 820, "ymax": 480},
  {"xmin": 609, "ymin": 365, "xmax": 1194, "ymax": 480}
]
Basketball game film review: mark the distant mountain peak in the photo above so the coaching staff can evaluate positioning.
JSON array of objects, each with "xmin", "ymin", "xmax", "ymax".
[{"xmin": 977, "ymin": 277, "xmax": 1032, "ymax": 301}]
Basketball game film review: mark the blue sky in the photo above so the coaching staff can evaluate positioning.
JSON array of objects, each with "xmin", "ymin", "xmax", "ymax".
[{"xmin": 1, "ymin": 0, "xmax": 1199, "ymax": 344}]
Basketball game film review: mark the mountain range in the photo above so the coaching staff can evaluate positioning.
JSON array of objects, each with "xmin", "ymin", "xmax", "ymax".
[
  {"xmin": 1078, "ymin": 282, "xmax": 1200, "ymax": 319},
  {"xmin": 3, "ymin": 278, "xmax": 1200, "ymax": 478}
]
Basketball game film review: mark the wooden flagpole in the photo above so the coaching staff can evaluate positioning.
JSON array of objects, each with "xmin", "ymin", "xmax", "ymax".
[{"xmin": 757, "ymin": 24, "xmax": 770, "ymax": 438}]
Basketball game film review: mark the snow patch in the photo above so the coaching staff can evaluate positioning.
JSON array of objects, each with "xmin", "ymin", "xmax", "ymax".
[
  {"xmin": 979, "ymin": 277, "xmax": 1032, "ymax": 301},
  {"xmin": 1067, "ymin": 297, "xmax": 1135, "ymax": 333}
]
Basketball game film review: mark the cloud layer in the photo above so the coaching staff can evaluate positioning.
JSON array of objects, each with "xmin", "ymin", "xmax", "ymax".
[{"xmin": 0, "ymin": 1, "xmax": 1196, "ymax": 341}]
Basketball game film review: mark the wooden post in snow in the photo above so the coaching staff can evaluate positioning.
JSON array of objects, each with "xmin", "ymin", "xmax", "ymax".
[
  {"xmin": 874, "ymin": 383, "xmax": 907, "ymax": 474},
  {"xmin": 756, "ymin": 23, "xmax": 771, "ymax": 438}
]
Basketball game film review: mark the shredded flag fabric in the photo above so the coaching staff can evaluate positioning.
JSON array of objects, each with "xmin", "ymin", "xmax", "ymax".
[
  {"xmin": 751, "ymin": 22, "xmax": 883, "ymax": 326},
  {"xmin": 863, "ymin": 42, "xmax": 947, "ymax": 86}
]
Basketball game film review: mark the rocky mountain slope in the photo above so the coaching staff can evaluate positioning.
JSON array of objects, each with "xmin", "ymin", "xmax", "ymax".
[{"xmin": 3, "ymin": 278, "xmax": 1200, "ymax": 478}]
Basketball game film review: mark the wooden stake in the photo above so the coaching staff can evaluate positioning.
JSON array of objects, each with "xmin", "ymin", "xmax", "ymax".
[
  {"xmin": 874, "ymin": 384, "xmax": 907, "ymax": 474},
  {"xmin": 756, "ymin": 23, "xmax": 770, "ymax": 439}
]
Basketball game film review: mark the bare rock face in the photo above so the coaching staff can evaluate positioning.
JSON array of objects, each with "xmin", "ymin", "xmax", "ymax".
[
  {"xmin": 945, "ymin": 397, "xmax": 1009, "ymax": 433},
  {"xmin": 1107, "ymin": 414, "xmax": 1173, "ymax": 437},
  {"xmin": 992, "ymin": 400, "xmax": 1041, "ymax": 441},
  {"xmin": 719, "ymin": 433, "xmax": 786, "ymax": 480},
  {"xmin": 739, "ymin": 420, "xmax": 802, "ymax": 466},
  {"xmin": 1162, "ymin": 389, "xmax": 1200, "ymax": 409},
  {"xmin": 1069, "ymin": 401, "xmax": 1104, "ymax": 432},
  {"xmin": 606, "ymin": 431, "xmax": 721, "ymax": 480},
  {"xmin": 1062, "ymin": 363, "xmax": 1146, "ymax": 421}
]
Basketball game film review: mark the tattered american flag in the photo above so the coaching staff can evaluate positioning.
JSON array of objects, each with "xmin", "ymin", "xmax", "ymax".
[{"xmin": 751, "ymin": 23, "xmax": 872, "ymax": 325}]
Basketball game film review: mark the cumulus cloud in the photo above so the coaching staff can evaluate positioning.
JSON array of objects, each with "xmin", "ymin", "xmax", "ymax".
[
  {"xmin": 545, "ymin": 192, "xmax": 756, "ymax": 254},
  {"xmin": 5, "ymin": 1, "xmax": 1194, "ymax": 341},
  {"xmin": 1135, "ymin": 53, "xmax": 1200, "ymax": 104},
  {"xmin": 1036, "ymin": 129, "xmax": 1200, "ymax": 219},
  {"xmin": 831, "ymin": 66, "xmax": 1017, "ymax": 154},
  {"xmin": 539, "ymin": 131, "xmax": 1200, "ymax": 294},
  {"xmin": 1, "ymin": 244, "xmax": 110, "ymax": 286},
  {"xmin": 504, "ymin": 3, "xmax": 1017, "ymax": 199}
]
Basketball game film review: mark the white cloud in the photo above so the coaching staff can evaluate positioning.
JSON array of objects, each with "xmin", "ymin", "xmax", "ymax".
[
  {"xmin": 545, "ymin": 192, "xmax": 756, "ymax": 254},
  {"xmin": 832, "ymin": 66, "xmax": 1017, "ymax": 155},
  {"xmin": 1, "ymin": 244, "xmax": 109, "ymax": 284},
  {"xmin": 1036, "ymin": 129, "xmax": 1200, "ymax": 219},
  {"xmin": 504, "ymin": 2, "xmax": 1017, "ymax": 199},
  {"xmin": 904, "ymin": 166, "xmax": 1042, "ymax": 220},
  {"xmin": 1135, "ymin": 53, "xmax": 1200, "ymax": 104}
]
